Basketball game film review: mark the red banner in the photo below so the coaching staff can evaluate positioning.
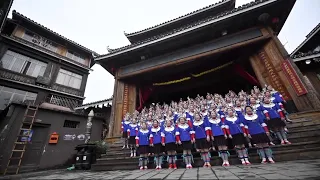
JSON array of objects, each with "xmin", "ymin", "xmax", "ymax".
[
  {"xmin": 122, "ymin": 84, "xmax": 129, "ymax": 117},
  {"xmin": 281, "ymin": 59, "xmax": 308, "ymax": 96}
]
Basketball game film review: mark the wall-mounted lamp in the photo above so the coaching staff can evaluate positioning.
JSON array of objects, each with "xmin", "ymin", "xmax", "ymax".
[{"xmin": 305, "ymin": 60, "xmax": 311, "ymax": 64}]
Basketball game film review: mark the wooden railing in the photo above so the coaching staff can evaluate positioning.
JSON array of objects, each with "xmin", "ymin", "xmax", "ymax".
[
  {"xmin": 0, "ymin": 68, "xmax": 36, "ymax": 84},
  {"xmin": 52, "ymin": 84, "xmax": 83, "ymax": 97},
  {"xmin": 46, "ymin": 94, "xmax": 81, "ymax": 109}
]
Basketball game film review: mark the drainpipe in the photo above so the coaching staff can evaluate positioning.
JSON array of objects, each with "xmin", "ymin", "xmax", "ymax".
[{"xmin": 85, "ymin": 110, "xmax": 94, "ymax": 144}]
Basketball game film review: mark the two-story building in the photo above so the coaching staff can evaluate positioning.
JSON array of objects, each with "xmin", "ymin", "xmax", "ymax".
[
  {"xmin": 0, "ymin": 9, "xmax": 106, "ymax": 174},
  {"xmin": 0, "ymin": 10, "xmax": 98, "ymax": 111}
]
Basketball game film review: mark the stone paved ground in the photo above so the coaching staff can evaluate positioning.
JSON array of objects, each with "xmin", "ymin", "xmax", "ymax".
[{"xmin": 1, "ymin": 159, "xmax": 320, "ymax": 180}]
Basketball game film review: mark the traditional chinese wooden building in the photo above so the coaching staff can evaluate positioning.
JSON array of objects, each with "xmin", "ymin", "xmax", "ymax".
[
  {"xmin": 95, "ymin": 0, "xmax": 320, "ymax": 138},
  {"xmin": 0, "ymin": 7, "xmax": 105, "ymax": 174},
  {"xmin": 291, "ymin": 23, "xmax": 320, "ymax": 102}
]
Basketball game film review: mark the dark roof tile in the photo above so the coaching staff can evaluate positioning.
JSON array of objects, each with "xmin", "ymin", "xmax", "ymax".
[
  {"xmin": 291, "ymin": 51, "xmax": 320, "ymax": 59},
  {"xmin": 79, "ymin": 98, "xmax": 113, "ymax": 107},
  {"xmin": 12, "ymin": 10, "xmax": 99, "ymax": 56},
  {"xmin": 125, "ymin": 0, "xmax": 231, "ymax": 36},
  {"xmin": 97, "ymin": 0, "xmax": 267, "ymax": 58}
]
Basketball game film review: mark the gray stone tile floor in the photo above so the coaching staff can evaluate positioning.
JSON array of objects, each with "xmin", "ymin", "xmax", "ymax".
[{"xmin": 1, "ymin": 159, "xmax": 320, "ymax": 180}]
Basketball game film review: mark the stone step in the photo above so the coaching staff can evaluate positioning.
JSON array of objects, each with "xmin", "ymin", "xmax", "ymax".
[
  {"xmin": 91, "ymin": 146, "xmax": 320, "ymax": 171},
  {"xmin": 101, "ymin": 140, "xmax": 320, "ymax": 159},
  {"xmin": 106, "ymin": 126, "xmax": 320, "ymax": 152}
]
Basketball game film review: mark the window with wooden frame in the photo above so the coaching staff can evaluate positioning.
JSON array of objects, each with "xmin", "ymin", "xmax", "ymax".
[{"xmin": 0, "ymin": 50, "xmax": 47, "ymax": 77}]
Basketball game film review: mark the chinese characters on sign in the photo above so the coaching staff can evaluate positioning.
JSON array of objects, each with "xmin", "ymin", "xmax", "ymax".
[
  {"xmin": 258, "ymin": 51, "xmax": 291, "ymax": 100},
  {"xmin": 281, "ymin": 59, "xmax": 308, "ymax": 96},
  {"xmin": 122, "ymin": 84, "xmax": 129, "ymax": 117}
]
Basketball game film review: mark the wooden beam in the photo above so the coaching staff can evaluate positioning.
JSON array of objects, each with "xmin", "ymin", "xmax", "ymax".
[{"xmin": 118, "ymin": 35, "xmax": 270, "ymax": 79}]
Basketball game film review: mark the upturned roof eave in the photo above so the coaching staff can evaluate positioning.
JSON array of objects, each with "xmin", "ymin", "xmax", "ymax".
[
  {"xmin": 95, "ymin": 0, "xmax": 282, "ymax": 62},
  {"xmin": 124, "ymin": 0, "xmax": 235, "ymax": 38}
]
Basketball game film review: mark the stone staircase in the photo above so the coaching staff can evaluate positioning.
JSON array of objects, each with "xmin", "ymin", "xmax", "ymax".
[{"xmin": 91, "ymin": 112, "xmax": 320, "ymax": 171}]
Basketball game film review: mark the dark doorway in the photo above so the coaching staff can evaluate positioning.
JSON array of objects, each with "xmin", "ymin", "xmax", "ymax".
[{"xmin": 22, "ymin": 124, "xmax": 49, "ymax": 166}]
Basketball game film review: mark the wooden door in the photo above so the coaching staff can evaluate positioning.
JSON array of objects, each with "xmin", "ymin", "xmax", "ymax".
[{"xmin": 22, "ymin": 125, "xmax": 49, "ymax": 166}]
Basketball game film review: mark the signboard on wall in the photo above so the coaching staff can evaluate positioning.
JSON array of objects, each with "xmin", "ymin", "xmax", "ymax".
[
  {"xmin": 21, "ymin": 130, "xmax": 33, "ymax": 142},
  {"xmin": 281, "ymin": 59, "xmax": 308, "ymax": 96}
]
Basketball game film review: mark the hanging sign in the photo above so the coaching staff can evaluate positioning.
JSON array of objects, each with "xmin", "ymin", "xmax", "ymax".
[
  {"xmin": 281, "ymin": 59, "xmax": 308, "ymax": 96},
  {"xmin": 21, "ymin": 130, "xmax": 33, "ymax": 142}
]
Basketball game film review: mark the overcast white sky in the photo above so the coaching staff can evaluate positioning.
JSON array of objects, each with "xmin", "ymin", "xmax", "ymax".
[{"xmin": 9, "ymin": 0, "xmax": 320, "ymax": 103}]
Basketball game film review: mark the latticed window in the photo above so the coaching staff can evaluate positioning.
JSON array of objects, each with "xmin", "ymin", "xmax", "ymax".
[
  {"xmin": 63, "ymin": 120, "xmax": 80, "ymax": 128},
  {"xmin": 0, "ymin": 50, "xmax": 47, "ymax": 77},
  {"xmin": 48, "ymin": 94, "xmax": 81, "ymax": 109}
]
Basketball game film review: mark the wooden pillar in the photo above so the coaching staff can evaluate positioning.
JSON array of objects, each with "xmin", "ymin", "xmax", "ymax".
[
  {"xmin": 108, "ymin": 77, "xmax": 137, "ymax": 137},
  {"xmin": 267, "ymin": 27, "xmax": 320, "ymax": 111},
  {"xmin": 249, "ymin": 27, "xmax": 318, "ymax": 111}
]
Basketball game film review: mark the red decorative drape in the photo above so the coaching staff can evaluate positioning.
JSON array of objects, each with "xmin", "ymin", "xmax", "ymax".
[
  {"xmin": 233, "ymin": 64, "xmax": 259, "ymax": 86},
  {"xmin": 137, "ymin": 86, "xmax": 153, "ymax": 111}
]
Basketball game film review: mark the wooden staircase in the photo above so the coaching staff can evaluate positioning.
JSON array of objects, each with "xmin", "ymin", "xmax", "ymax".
[{"xmin": 91, "ymin": 112, "xmax": 320, "ymax": 171}]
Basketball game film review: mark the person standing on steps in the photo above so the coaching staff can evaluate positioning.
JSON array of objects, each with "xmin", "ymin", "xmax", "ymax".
[
  {"xmin": 207, "ymin": 111, "xmax": 230, "ymax": 166},
  {"xmin": 224, "ymin": 107, "xmax": 251, "ymax": 165},
  {"xmin": 150, "ymin": 120, "xmax": 164, "ymax": 170},
  {"xmin": 193, "ymin": 112, "xmax": 212, "ymax": 168},
  {"xmin": 136, "ymin": 122, "xmax": 151, "ymax": 170},
  {"xmin": 176, "ymin": 116, "xmax": 195, "ymax": 169},
  {"xmin": 261, "ymin": 97, "xmax": 291, "ymax": 145},
  {"xmin": 242, "ymin": 106, "xmax": 275, "ymax": 164},
  {"xmin": 127, "ymin": 117, "xmax": 139, "ymax": 157},
  {"xmin": 121, "ymin": 113, "xmax": 131, "ymax": 149},
  {"xmin": 161, "ymin": 120, "xmax": 178, "ymax": 169}
]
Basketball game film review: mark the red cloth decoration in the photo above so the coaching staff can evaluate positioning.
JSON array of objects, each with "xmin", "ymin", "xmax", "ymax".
[
  {"xmin": 137, "ymin": 86, "xmax": 153, "ymax": 111},
  {"xmin": 136, "ymin": 139, "xmax": 139, "ymax": 145},
  {"xmin": 188, "ymin": 120, "xmax": 193, "ymax": 128},
  {"xmin": 263, "ymin": 126, "xmax": 269, "ymax": 133},
  {"xmin": 222, "ymin": 128, "xmax": 227, "ymax": 135},
  {"xmin": 241, "ymin": 127, "xmax": 247, "ymax": 134},
  {"xmin": 127, "ymin": 131, "xmax": 130, "ymax": 137},
  {"xmin": 150, "ymin": 137, "xmax": 154, "ymax": 144},
  {"xmin": 233, "ymin": 64, "xmax": 259, "ymax": 85},
  {"xmin": 225, "ymin": 128, "xmax": 231, "ymax": 135}
]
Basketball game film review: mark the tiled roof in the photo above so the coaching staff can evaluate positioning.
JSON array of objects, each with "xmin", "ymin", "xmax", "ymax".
[
  {"xmin": 306, "ymin": 23, "xmax": 320, "ymax": 38},
  {"xmin": 12, "ymin": 10, "xmax": 99, "ymax": 56},
  {"xmin": 291, "ymin": 23, "xmax": 320, "ymax": 56},
  {"xmin": 124, "ymin": 0, "xmax": 234, "ymax": 37},
  {"xmin": 96, "ymin": 0, "xmax": 271, "ymax": 58},
  {"xmin": 291, "ymin": 51, "xmax": 320, "ymax": 59},
  {"xmin": 77, "ymin": 98, "xmax": 113, "ymax": 107}
]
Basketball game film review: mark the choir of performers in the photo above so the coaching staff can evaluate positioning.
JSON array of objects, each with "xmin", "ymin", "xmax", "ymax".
[
  {"xmin": 136, "ymin": 122, "xmax": 151, "ymax": 170},
  {"xmin": 120, "ymin": 85, "xmax": 292, "ymax": 170},
  {"xmin": 176, "ymin": 116, "xmax": 195, "ymax": 169}
]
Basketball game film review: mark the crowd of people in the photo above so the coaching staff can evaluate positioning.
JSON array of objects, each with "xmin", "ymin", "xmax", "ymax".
[{"xmin": 120, "ymin": 85, "xmax": 292, "ymax": 170}]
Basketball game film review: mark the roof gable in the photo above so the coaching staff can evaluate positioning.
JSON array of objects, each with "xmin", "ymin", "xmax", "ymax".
[{"xmin": 11, "ymin": 10, "xmax": 99, "ymax": 57}]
